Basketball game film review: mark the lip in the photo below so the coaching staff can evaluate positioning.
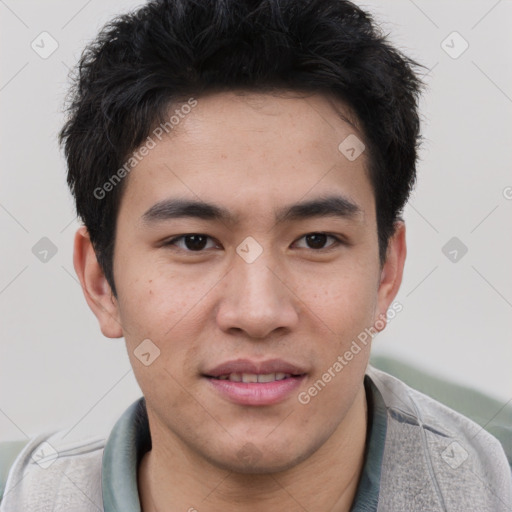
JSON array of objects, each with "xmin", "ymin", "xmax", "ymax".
[
  {"xmin": 203, "ymin": 358, "xmax": 308, "ymax": 406},
  {"xmin": 203, "ymin": 358, "xmax": 307, "ymax": 378}
]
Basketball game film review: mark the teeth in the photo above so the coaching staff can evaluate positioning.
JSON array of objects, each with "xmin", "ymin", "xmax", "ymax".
[
  {"xmin": 215, "ymin": 373, "xmax": 292, "ymax": 382},
  {"xmin": 257, "ymin": 373, "xmax": 276, "ymax": 383}
]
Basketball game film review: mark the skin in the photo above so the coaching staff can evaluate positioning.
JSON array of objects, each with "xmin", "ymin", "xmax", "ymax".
[{"xmin": 74, "ymin": 90, "xmax": 406, "ymax": 511}]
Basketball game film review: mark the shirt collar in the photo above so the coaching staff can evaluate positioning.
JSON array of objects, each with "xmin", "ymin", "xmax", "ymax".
[
  {"xmin": 102, "ymin": 396, "xmax": 150, "ymax": 512},
  {"xmin": 349, "ymin": 374, "xmax": 388, "ymax": 511}
]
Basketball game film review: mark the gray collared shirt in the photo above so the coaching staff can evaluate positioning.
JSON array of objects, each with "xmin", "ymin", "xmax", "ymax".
[{"xmin": 3, "ymin": 367, "xmax": 510, "ymax": 511}]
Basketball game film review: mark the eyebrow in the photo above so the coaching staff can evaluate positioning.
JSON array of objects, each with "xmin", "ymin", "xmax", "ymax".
[{"xmin": 141, "ymin": 194, "xmax": 363, "ymax": 226}]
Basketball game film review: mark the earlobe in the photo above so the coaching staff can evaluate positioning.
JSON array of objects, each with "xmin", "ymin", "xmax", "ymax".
[
  {"xmin": 374, "ymin": 221, "xmax": 407, "ymax": 332},
  {"xmin": 73, "ymin": 226, "xmax": 124, "ymax": 339}
]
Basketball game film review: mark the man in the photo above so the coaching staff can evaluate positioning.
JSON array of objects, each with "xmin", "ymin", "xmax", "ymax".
[{"xmin": 1, "ymin": 0, "xmax": 510, "ymax": 510}]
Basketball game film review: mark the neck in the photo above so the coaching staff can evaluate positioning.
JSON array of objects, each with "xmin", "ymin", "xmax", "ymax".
[{"xmin": 138, "ymin": 385, "xmax": 368, "ymax": 512}]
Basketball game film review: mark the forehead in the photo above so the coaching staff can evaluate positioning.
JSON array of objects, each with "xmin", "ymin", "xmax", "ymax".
[
  {"xmin": 168, "ymin": 90, "xmax": 363, "ymax": 154},
  {"xmin": 118, "ymin": 90, "xmax": 374, "ymax": 223}
]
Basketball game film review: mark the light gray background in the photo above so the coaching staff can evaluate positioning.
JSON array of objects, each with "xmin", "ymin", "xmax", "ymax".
[{"xmin": 1, "ymin": 0, "xmax": 511, "ymax": 442}]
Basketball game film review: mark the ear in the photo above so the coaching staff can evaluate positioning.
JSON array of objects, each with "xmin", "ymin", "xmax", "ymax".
[
  {"xmin": 73, "ymin": 226, "xmax": 123, "ymax": 338},
  {"xmin": 373, "ymin": 221, "xmax": 406, "ymax": 332}
]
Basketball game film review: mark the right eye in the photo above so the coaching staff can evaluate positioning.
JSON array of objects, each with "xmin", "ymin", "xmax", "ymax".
[{"xmin": 162, "ymin": 234, "xmax": 220, "ymax": 252}]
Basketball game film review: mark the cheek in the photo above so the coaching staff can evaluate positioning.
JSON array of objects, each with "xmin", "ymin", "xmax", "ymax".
[
  {"xmin": 115, "ymin": 265, "xmax": 214, "ymax": 383},
  {"xmin": 116, "ymin": 261, "xmax": 203, "ymax": 336},
  {"xmin": 116, "ymin": 274, "xmax": 202, "ymax": 406},
  {"xmin": 295, "ymin": 262, "xmax": 378, "ymax": 340}
]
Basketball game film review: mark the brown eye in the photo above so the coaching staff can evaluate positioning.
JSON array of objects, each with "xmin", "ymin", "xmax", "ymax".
[
  {"xmin": 164, "ymin": 234, "xmax": 217, "ymax": 251},
  {"xmin": 305, "ymin": 233, "xmax": 328, "ymax": 249},
  {"xmin": 294, "ymin": 233, "xmax": 342, "ymax": 250}
]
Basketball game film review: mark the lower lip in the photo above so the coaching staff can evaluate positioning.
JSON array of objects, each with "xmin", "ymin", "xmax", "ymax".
[{"xmin": 205, "ymin": 376, "xmax": 306, "ymax": 406}]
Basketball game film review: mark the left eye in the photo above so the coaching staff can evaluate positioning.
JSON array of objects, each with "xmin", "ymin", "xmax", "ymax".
[
  {"xmin": 163, "ymin": 232, "xmax": 342, "ymax": 252},
  {"xmin": 293, "ymin": 233, "xmax": 342, "ymax": 250}
]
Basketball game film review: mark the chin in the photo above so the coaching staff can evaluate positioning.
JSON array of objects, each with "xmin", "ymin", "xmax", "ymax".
[{"xmin": 203, "ymin": 441, "xmax": 312, "ymax": 475}]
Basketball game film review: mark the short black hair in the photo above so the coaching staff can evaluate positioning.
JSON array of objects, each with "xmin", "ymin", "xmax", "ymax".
[{"xmin": 60, "ymin": 0, "xmax": 424, "ymax": 297}]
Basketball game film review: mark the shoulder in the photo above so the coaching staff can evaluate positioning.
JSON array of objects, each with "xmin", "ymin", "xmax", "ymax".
[
  {"xmin": 368, "ymin": 364, "xmax": 507, "ymax": 447},
  {"xmin": 367, "ymin": 365, "xmax": 512, "ymax": 512},
  {"xmin": 0, "ymin": 430, "xmax": 105, "ymax": 512}
]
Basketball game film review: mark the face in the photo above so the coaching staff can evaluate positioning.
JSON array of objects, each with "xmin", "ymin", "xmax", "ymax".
[{"xmin": 77, "ymin": 91, "xmax": 405, "ymax": 474}]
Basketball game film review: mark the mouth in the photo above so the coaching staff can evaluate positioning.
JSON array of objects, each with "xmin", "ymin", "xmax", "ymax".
[
  {"xmin": 203, "ymin": 359, "xmax": 307, "ymax": 406},
  {"xmin": 210, "ymin": 372, "xmax": 302, "ymax": 383}
]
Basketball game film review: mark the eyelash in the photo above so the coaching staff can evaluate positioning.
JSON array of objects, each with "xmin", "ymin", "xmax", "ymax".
[{"xmin": 162, "ymin": 232, "xmax": 346, "ymax": 253}]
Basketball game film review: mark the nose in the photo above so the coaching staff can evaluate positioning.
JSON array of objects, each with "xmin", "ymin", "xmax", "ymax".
[{"xmin": 215, "ymin": 251, "xmax": 300, "ymax": 340}]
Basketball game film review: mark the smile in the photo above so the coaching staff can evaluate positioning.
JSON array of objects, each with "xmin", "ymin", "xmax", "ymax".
[{"xmin": 213, "ymin": 372, "xmax": 295, "ymax": 383}]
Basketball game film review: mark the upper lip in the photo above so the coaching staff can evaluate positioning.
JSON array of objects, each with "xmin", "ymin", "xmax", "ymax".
[{"xmin": 203, "ymin": 358, "xmax": 308, "ymax": 378}]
